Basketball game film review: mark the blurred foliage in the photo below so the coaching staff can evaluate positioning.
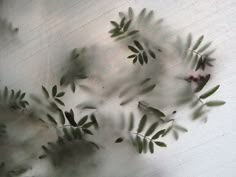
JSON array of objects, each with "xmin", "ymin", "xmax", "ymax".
[{"xmin": 0, "ymin": 6, "xmax": 226, "ymax": 177}]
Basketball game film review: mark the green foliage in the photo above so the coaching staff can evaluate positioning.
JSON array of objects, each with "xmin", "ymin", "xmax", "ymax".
[
  {"xmin": 39, "ymin": 129, "xmax": 99, "ymax": 160},
  {"xmin": 60, "ymin": 48, "xmax": 88, "ymax": 93},
  {"xmin": 205, "ymin": 100, "xmax": 225, "ymax": 107},
  {"xmin": 190, "ymin": 85, "xmax": 225, "ymax": 121},
  {"xmin": 127, "ymin": 40, "xmax": 157, "ymax": 65},
  {"xmin": 138, "ymin": 101, "xmax": 166, "ymax": 121},
  {"xmin": 41, "ymin": 84, "xmax": 65, "ymax": 110},
  {"xmin": 194, "ymin": 74, "xmax": 211, "ymax": 92},
  {"xmin": 115, "ymin": 114, "xmax": 167, "ymax": 154},
  {"xmin": 195, "ymin": 56, "xmax": 215, "ymax": 71},
  {"xmin": 0, "ymin": 7, "xmax": 227, "ymax": 172},
  {"xmin": 199, "ymin": 85, "xmax": 220, "ymax": 99},
  {"xmin": 162, "ymin": 123, "xmax": 188, "ymax": 140},
  {"xmin": 176, "ymin": 33, "xmax": 216, "ymax": 70},
  {"xmin": 39, "ymin": 112, "xmax": 99, "ymax": 160},
  {"xmin": 119, "ymin": 78, "xmax": 157, "ymax": 106},
  {"xmin": 109, "ymin": 16, "xmax": 139, "ymax": 40},
  {"xmin": 0, "ymin": 86, "xmax": 29, "ymax": 110}
]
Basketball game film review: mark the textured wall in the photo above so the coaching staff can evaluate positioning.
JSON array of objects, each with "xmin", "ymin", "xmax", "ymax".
[{"xmin": 0, "ymin": 0, "xmax": 236, "ymax": 177}]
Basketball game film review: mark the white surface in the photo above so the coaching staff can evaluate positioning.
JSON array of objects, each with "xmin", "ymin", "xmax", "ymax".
[{"xmin": 0, "ymin": 0, "xmax": 236, "ymax": 177}]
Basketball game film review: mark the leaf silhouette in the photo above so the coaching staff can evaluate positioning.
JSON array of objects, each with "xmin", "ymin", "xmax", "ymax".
[
  {"xmin": 128, "ymin": 45, "xmax": 139, "ymax": 53},
  {"xmin": 137, "ymin": 115, "xmax": 147, "ymax": 133},
  {"xmin": 145, "ymin": 122, "xmax": 159, "ymax": 136},
  {"xmin": 65, "ymin": 111, "xmax": 77, "ymax": 127},
  {"xmin": 199, "ymin": 85, "xmax": 220, "ymax": 99},
  {"xmin": 205, "ymin": 100, "xmax": 225, "ymax": 107},
  {"xmin": 115, "ymin": 137, "xmax": 124, "ymax": 143},
  {"xmin": 192, "ymin": 35, "xmax": 204, "ymax": 50}
]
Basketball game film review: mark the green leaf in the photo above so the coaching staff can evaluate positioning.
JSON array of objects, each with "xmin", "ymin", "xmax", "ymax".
[
  {"xmin": 134, "ymin": 40, "xmax": 143, "ymax": 50},
  {"xmin": 50, "ymin": 102, "xmax": 60, "ymax": 111},
  {"xmin": 65, "ymin": 111, "xmax": 77, "ymax": 127},
  {"xmin": 154, "ymin": 141, "xmax": 167, "ymax": 147},
  {"xmin": 136, "ymin": 136, "xmax": 143, "ymax": 153},
  {"xmin": 71, "ymin": 82, "xmax": 76, "ymax": 93},
  {"xmin": 127, "ymin": 30, "xmax": 139, "ymax": 36},
  {"xmin": 145, "ymin": 122, "xmax": 159, "ymax": 136},
  {"xmin": 128, "ymin": 45, "xmax": 139, "ymax": 53},
  {"xmin": 204, "ymin": 49, "xmax": 216, "ymax": 56},
  {"xmin": 20, "ymin": 92, "xmax": 26, "ymax": 100},
  {"xmin": 128, "ymin": 7, "xmax": 134, "ymax": 19},
  {"xmin": 74, "ymin": 128, "xmax": 83, "ymax": 139},
  {"xmin": 57, "ymin": 136, "xmax": 65, "ymax": 145},
  {"xmin": 128, "ymin": 54, "xmax": 137, "ymax": 58},
  {"xmin": 115, "ymin": 137, "xmax": 124, "ymax": 143},
  {"xmin": 149, "ymin": 141, "xmax": 154, "ymax": 153},
  {"xmin": 55, "ymin": 98, "xmax": 65, "ymax": 106},
  {"xmin": 139, "ymin": 84, "xmax": 156, "ymax": 95},
  {"xmin": 173, "ymin": 130, "xmax": 179, "ymax": 140},
  {"xmin": 186, "ymin": 33, "xmax": 192, "ymax": 49},
  {"xmin": 83, "ymin": 129, "xmax": 93, "ymax": 135},
  {"xmin": 109, "ymin": 28, "xmax": 117, "ymax": 34},
  {"xmin": 199, "ymin": 85, "xmax": 220, "ymax": 99},
  {"xmin": 137, "ymin": 115, "xmax": 147, "ymax": 133},
  {"xmin": 140, "ymin": 78, "xmax": 151, "ymax": 86},
  {"xmin": 148, "ymin": 107, "xmax": 166, "ymax": 117},
  {"xmin": 192, "ymin": 105, "xmax": 206, "ymax": 120},
  {"xmin": 3, "ymin": 86, "xmax": 8, "ymax": 102},
  {"xmin": 38, "ymin": 154, "xmax": 47, "ymax": 159},
  {"xmin": 60, "ymin": 75, "xmax": 66, "ymax": 86},
  {"xmin": 82, "ymin": 122, "xmax": 94, "ymax": 129},
  {"xmin": 41, "ymin": 145, "xmax": 51, "ymax": 154},
  {"xmin": 152, "ymin": 129, "xmax": 166, "ymax": 139},
  {"xmin": 162, "ymin": 126, "xmax": 172, "ymax": 137},
  {"xmin": 198, "ymin": 42, "xmax": 212, "ymax": 53},
  {"xmin": 129, "ymin": 113, "xmax": 134, "ymax": 131},
  {"xmin": 78, "ymin": 115, "xmax": 88, "ymax": 126},
  {"xmin": 174, "ymin": 124, "xmax": 188, "ymax": 132},
  {"xmin": 142, "ymin": 51, "xmax": 148, "ymax": 64},
  {"xmin": 195, "ymin": 56, "xmax": 203, "ymax": 71},
  {"xmin": 120, "ymin": 97, "xmax": 134, "ymax": 105},
  {"xmin": 63, "ymin": 128, "xmax": 73, "ymax": 141},
  {"xmin": 56, "ymin": 92, "xmax": 65, "ymax": 97},
  {"xmin": 47, "ymin": 114, "xmax": 57, "ymax": 126},
  {"xmin": 58, "ymin": 110, "xmax": 65, "ymax": 125},
  {"xmin": 10, "ymin": 89, "xmax": 15, "ymax": 100},
  {"xmin": 123, "ymin": 20, "xmax": 131, "ymax": 32},
  {"xmin": 70, "ymin": 127, "xmax": 77, "ymax": 139},
  {"xmin": 192, "ymin": 35, "xmax": 204, "ymax": 50},
  {"xmin": 205, "ymin": 100, "xmax": 225, "ymax": 107},
  {"xmin": 138, "ymin": 53, "xmax": 143, "ymax": 65},
  {"xmin": 70, "ymin": 109, "xmax": 74, "ymax": 119},
  {"xmin": 42, "ymin": 86, "xmax": 49, "ymax": 99},
  {"xmin": 138, "ymin": 8, "xmax": 146, "ymax": 21},
  {"xmin": 195, "ymin": 74, "xmax": 211, "ymax": 92},
  {"xmin": 148, "ymin": 50, "xmax": 156, "ymax": 59},
  {"xmin": 120, "ymin": 17, "xmax": 126, "ymax": 28},
  {"xmin": 143, "ymin": 138, "xmax": 148, "ymax": 153},
  {"xmin": 110, "ymin": 21, "xmax": 119, "ymax": 28},
  {"xmin": 52, "ymin": 85, "xmax": 57, "ymax": 97},
  {"xmin": 90, "ymin": 114, "xmax": 99, "ymax": 129},
  {"xmin": 15, "ymin": 90, "xmax": 21, "ymax": 99},
  {"xmin": 111, "ymin": 31, "xmax": 123, "ymax": 37},
  {"xmin": 133, "ymin": 57, "xmax": 137, "ymax": 64},
  {"xmin": 89, "ymin": 141, "xmax": 100, "ymax": 149}
]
